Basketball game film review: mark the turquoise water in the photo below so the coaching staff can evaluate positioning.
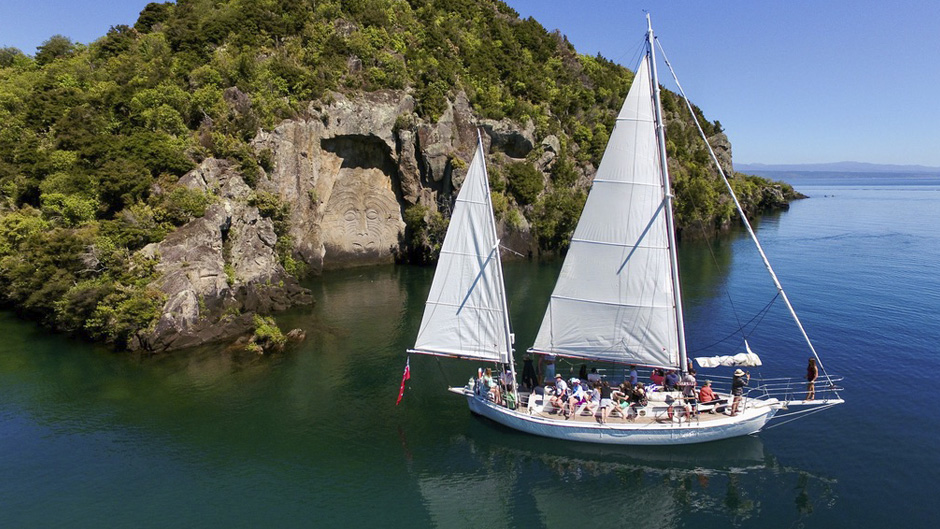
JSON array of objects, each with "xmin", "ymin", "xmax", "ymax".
[{"xmin": 2, "ymin": 175, "xmax": 938, "ymax": 526}]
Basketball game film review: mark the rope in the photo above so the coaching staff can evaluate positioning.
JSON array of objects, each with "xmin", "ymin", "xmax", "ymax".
[
  {"xmin": 764, "ymin": 402, "xmax": 840, "ymax": 430},
  {"xmin": 434, "ymin": 356, "xmax": 452, "ymax": 387},
  {"xmin": 686, "ymin": 293, "xmax": 780, "ymax": 354},
  {"xmin": 655, "ymin": 37, "xmax": 837, "ymax": 398}
]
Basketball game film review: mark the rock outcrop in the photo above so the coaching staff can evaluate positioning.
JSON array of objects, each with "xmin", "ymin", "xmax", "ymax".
[
  {"xmin": 137, "ymin": 159, "xmax": 310, "ymax": 352},
  {"xmin": 252, "ymin": 90, "xmax": 537, "ymax": 271},
  {"xmin": 133, "ymin": 90, "xmax": 543, "ymax": 351},
  {"xmin": 135, "ymin": 89, "xmax": 765, "ymax": 352}
]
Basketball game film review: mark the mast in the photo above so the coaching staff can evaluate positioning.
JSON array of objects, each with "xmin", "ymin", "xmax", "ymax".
[
  {"xmin": 647, "ymin": 14, "xmax": 689, "ymax": 374},
  {"xmin": 478, "ymin": 130, "xmax": 519, "ymax": 402}
]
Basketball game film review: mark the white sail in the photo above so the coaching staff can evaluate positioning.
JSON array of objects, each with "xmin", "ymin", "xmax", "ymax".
[
  {"xmin": 531, "ymin": 56, "xmax": 681, "ymax": 368},
  {"xmin": 411, "ymin": 143, "xmax": 512, "ymax": 363}
]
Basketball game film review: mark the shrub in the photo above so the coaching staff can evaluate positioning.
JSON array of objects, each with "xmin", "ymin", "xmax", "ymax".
[
  {"xmin": 532, "ymin": 187, "xmax": 586, "ymax": 251},
  {"xmin": 251, "ymin": 314, "xmax": 286, "ymax": 353},
  {"xmin": 506, "ymin": 161, "xmax": 543, "ymax": 205}
]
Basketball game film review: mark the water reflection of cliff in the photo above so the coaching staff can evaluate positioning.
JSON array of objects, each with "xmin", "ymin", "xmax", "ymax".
[{"xmin": 412, "ymin": 426, "xmax": 835, "ymax": 528}]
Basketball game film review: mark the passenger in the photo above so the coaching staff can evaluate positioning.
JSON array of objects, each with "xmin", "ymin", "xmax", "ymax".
[
  {"xmin": 587, "ymin": 367, "xmax": 602, "ymax": 385},
  {"xmin": 679, "ymin": 370, "xmax": 697, "ymax": 419},
  {"xmin": 540, "ymin": 354, "xmax": 556, "ymax": 386},
  {"xmin": 483, "ymin": 368, "xmax": 501, "ymax": 405},
  {"xmin": 664, "ymin": 370, "xmax": 680, "ymax": 391},
  {"xmin": 730, "ymin": 369, "xmax": 750, "ymax": 416},
  {"xmin": 521, "ymin": 354, "xmax": 538, "ymax": 391},
  {"xmin": 548, "ymin": 374, "xmax": 569, "ymax": 415},
  {"xmin": 567, "ymin": 379, "xmax": 587, "ymax": 419},
  {"xmin": 650, "ymin": 368, "xmax": 665, "ymax": 386},
  {"xmin": 629, "ymin": 365, "xmax": 639, "ymax": 386},
  {"xmin": 597, "ymin": 380, "xmax": 613, "ymax": 424},
  {"xmin": 610, "ymin": 383, "xmax": 631, "ymax": 420},
  {"xmin": 806, "ymin": 358, "xmax": 818, "ymax": 401},
  {"xmin": 583, "ymin": 381, "xmax": 600, "ymax": 417},
  {"xmin": 698, "ymin": 380, "xmax": 717, "ymax": 412},
  {"xmin": 503, "ymin": 383, "xmax": 516, "ymax": 409},
  {"xmin": 629, "ymin": 382, "xmax": 649, "ymax": 420}
]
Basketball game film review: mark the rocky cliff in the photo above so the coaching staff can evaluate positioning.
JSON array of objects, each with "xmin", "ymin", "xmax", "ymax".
[
  {"xmin": 135, "ymin": 89, "xmax": 745, "ymax": 352},
  {"xmin": 251, "ymin": 89, "xmax": 538, "ymax": 272},
  {"xmin": 136, "ymin": 159, "xmax": 310, "ymax": 352}
]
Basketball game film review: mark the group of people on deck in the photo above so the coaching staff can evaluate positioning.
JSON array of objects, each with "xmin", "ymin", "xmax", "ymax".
[
  {"xmin": 535, "ymin": 364, "xmax": 748, "ymax": 423},
  {"xmin": 476, "ymin": 356, "xmax": 822, "ymax": 421},
  {"xmin": 476, "ymin": 357, "xmax": 761, "ymax": 421}
]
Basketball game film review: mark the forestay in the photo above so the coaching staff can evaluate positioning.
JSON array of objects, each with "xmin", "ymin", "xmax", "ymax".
[
  {"xmin": 530, "ymin": 57, "xmax": 681, "ymax": 368},
  {"xmin": 410, "ymin": 143, "xmax": 512, "ymax": 363}
]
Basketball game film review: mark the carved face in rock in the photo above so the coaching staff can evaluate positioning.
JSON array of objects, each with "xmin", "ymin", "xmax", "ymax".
[{"xmin": 322, "ymin": 172, "xmax": 404, "ymax": 263}]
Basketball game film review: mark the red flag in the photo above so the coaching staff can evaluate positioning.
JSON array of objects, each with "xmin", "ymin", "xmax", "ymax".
[{"xmin": 396, "ymin": 357, "xmax": 411, "ymax": 405}]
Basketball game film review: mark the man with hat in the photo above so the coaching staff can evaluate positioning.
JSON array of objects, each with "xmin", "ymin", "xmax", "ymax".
[
  {"xmin": 730, "ymin": 368, "xmax": 750, "ymax": 416},
  {"xmin": 548, "ymin": 374, "xmax": 569, "ymax": 415}
]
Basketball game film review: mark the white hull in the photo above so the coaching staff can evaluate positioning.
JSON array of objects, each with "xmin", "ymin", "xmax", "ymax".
[{"xmin": 456, "ymin": 389, "xmax": 779, "ymax": 445}]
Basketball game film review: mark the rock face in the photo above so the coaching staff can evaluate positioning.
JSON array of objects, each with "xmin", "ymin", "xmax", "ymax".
[
  {"xmin": 134, "ymin": 90, "xmax": 543, "ymax": 352},
  {"xmin": 136, "ymin": 89, "xmax": 760, "ymax": 352},
  {"xmin": 138, "ymin": 159, "xmax": 311, "ymax": 352},
  {"xmin": 252, "ymin": 90, "xmax": 537, "ymax": 272}
]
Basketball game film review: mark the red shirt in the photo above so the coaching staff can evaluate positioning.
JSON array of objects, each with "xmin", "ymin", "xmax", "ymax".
[{"xmin": 698, "ymin": 385, "xmax": 716, "ymax": 403}]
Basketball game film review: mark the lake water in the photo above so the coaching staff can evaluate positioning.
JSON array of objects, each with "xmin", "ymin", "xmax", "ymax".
[{"xmin": 2, "ymin": 173, "xmax": 939, "ymax": 527}]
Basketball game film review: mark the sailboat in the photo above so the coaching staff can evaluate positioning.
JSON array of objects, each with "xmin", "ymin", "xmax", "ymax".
[{"xmin": 407, "ymin": 16, "xmax": 842, "ymax": 445}]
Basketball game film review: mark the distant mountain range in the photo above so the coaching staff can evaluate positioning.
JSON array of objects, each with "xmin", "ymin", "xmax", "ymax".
[{"xmin": 736, "ymin": 162, "xmax": 940, "ymax": 174}]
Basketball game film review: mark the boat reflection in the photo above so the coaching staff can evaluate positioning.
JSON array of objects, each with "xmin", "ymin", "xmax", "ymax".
[{"xmin": 413, "ymin": 420, "xmax": 835, "ymax": 527}]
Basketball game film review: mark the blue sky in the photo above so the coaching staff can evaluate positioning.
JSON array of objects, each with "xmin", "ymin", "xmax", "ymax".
[{"xmin": 1, "ymin": 0, "xmax": 938, "ymax": 166}]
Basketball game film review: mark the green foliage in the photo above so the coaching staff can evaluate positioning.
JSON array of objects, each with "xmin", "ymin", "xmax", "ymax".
[
  {"xmin": 40, "ymin": 193, "xmax": 99, "ymax": 227},
  {"xmin": 0, "ymin": 47, "xmax": 27, "ymax": 68},
  {"xmin": 404, "ymin": 203, "xmax": 447, "ymax": 264},
  {"xmin": 531, "ymin": 187, "xmax": 586, "ymax": 251},
  {"xmin": 160, "ymin": 185, "xmax": 212, "ymax": 224},
  {"xmin": 224, "ymin": 263, "xmax": 236, "ymax": 286},
  {"xmin": 505, "ymin": 161, "xmax": 543, "ymax": 205},
  {"xmin": 550, "ymin": 153, "xmax": 578, "ymax": 187},
  {"xmin": 35, "ymin": 35, "xmax": 76, "ymax": 66},
  {"xmin": 85, "ymin": 284, "xmax": 166, "ymax": 348},
  {"xmin": 0, "ymin": 0, "xmax": 778, "ymax": 343},
  {"xmin": 251, "ymin": 314, "xmax": 286, "ymax": 353}
]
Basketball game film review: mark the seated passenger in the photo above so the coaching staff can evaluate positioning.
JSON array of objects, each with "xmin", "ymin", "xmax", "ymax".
[
  {"xmin": 482, "ymin": 368, "xmax": 501, "ymax": 405},
  {"xmin": 698, "ymin": 380, "xmax": 716, "ymax": 406},
  {"xmin": 609, "ymin": 382, "xmax": 631, "ymax": 420},
  {"xmin": 650, "ymin": 369, "xmax": 665, "ymax": 386},
  {"xmin": 628, "ymin": 382, "xmax": 649, "ymax": 420},
  {"xmin": 664, "ymin": 370, "xmax": 680, "ymax": 391},
  {"xmin": 582, "ymin": 381, "xmax": 600, "ymax": 417},
  {"xmin": 548, "ymin": 374, "xmax": 569, "ymax": 415},
  {"xmin": 567, "ymin": 379, "xmax": 588, "ymax": 418}
]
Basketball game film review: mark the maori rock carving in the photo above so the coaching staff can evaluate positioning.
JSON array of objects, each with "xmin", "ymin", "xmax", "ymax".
[{"xmin": 322, "ymin": 170, "xmax": 405, "ymax": 267}]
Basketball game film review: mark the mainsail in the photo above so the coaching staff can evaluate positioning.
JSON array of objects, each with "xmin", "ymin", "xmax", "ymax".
[
  {"xmin": 530, "ymin": 56, "xmax": 682, "ymax": 368},
  {"xmin": 410, "ymin": 140, "xmax": 512, "ymax": 363}
]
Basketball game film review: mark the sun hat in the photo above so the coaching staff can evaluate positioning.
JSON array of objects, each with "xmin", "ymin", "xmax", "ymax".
[
  {"xmin": 733, "ymin": 369, "xmax": 744, "ymax": 376},
  {"xmin": 555, "ymin": 374, "xmax": 562, "ymax": 378}
]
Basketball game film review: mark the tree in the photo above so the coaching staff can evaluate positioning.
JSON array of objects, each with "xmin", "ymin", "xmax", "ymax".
[
  {"xmin": 0, "ymin": 47, "xmax": 25, "ymax": 68},
  {"xmin": 35, "ymin": 35, "xmax": 76, "ymax": 66}
]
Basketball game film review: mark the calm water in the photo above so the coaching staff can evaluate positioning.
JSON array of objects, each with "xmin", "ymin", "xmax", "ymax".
[{"xmin": 2, "ymin": 174, "xmax": 939, "ymax": 527}]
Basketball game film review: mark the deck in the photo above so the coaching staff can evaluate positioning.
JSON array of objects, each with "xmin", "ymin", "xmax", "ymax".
[{"xmin": 518, "ymin": 389, "xmax": 735, "ymax": 427}]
